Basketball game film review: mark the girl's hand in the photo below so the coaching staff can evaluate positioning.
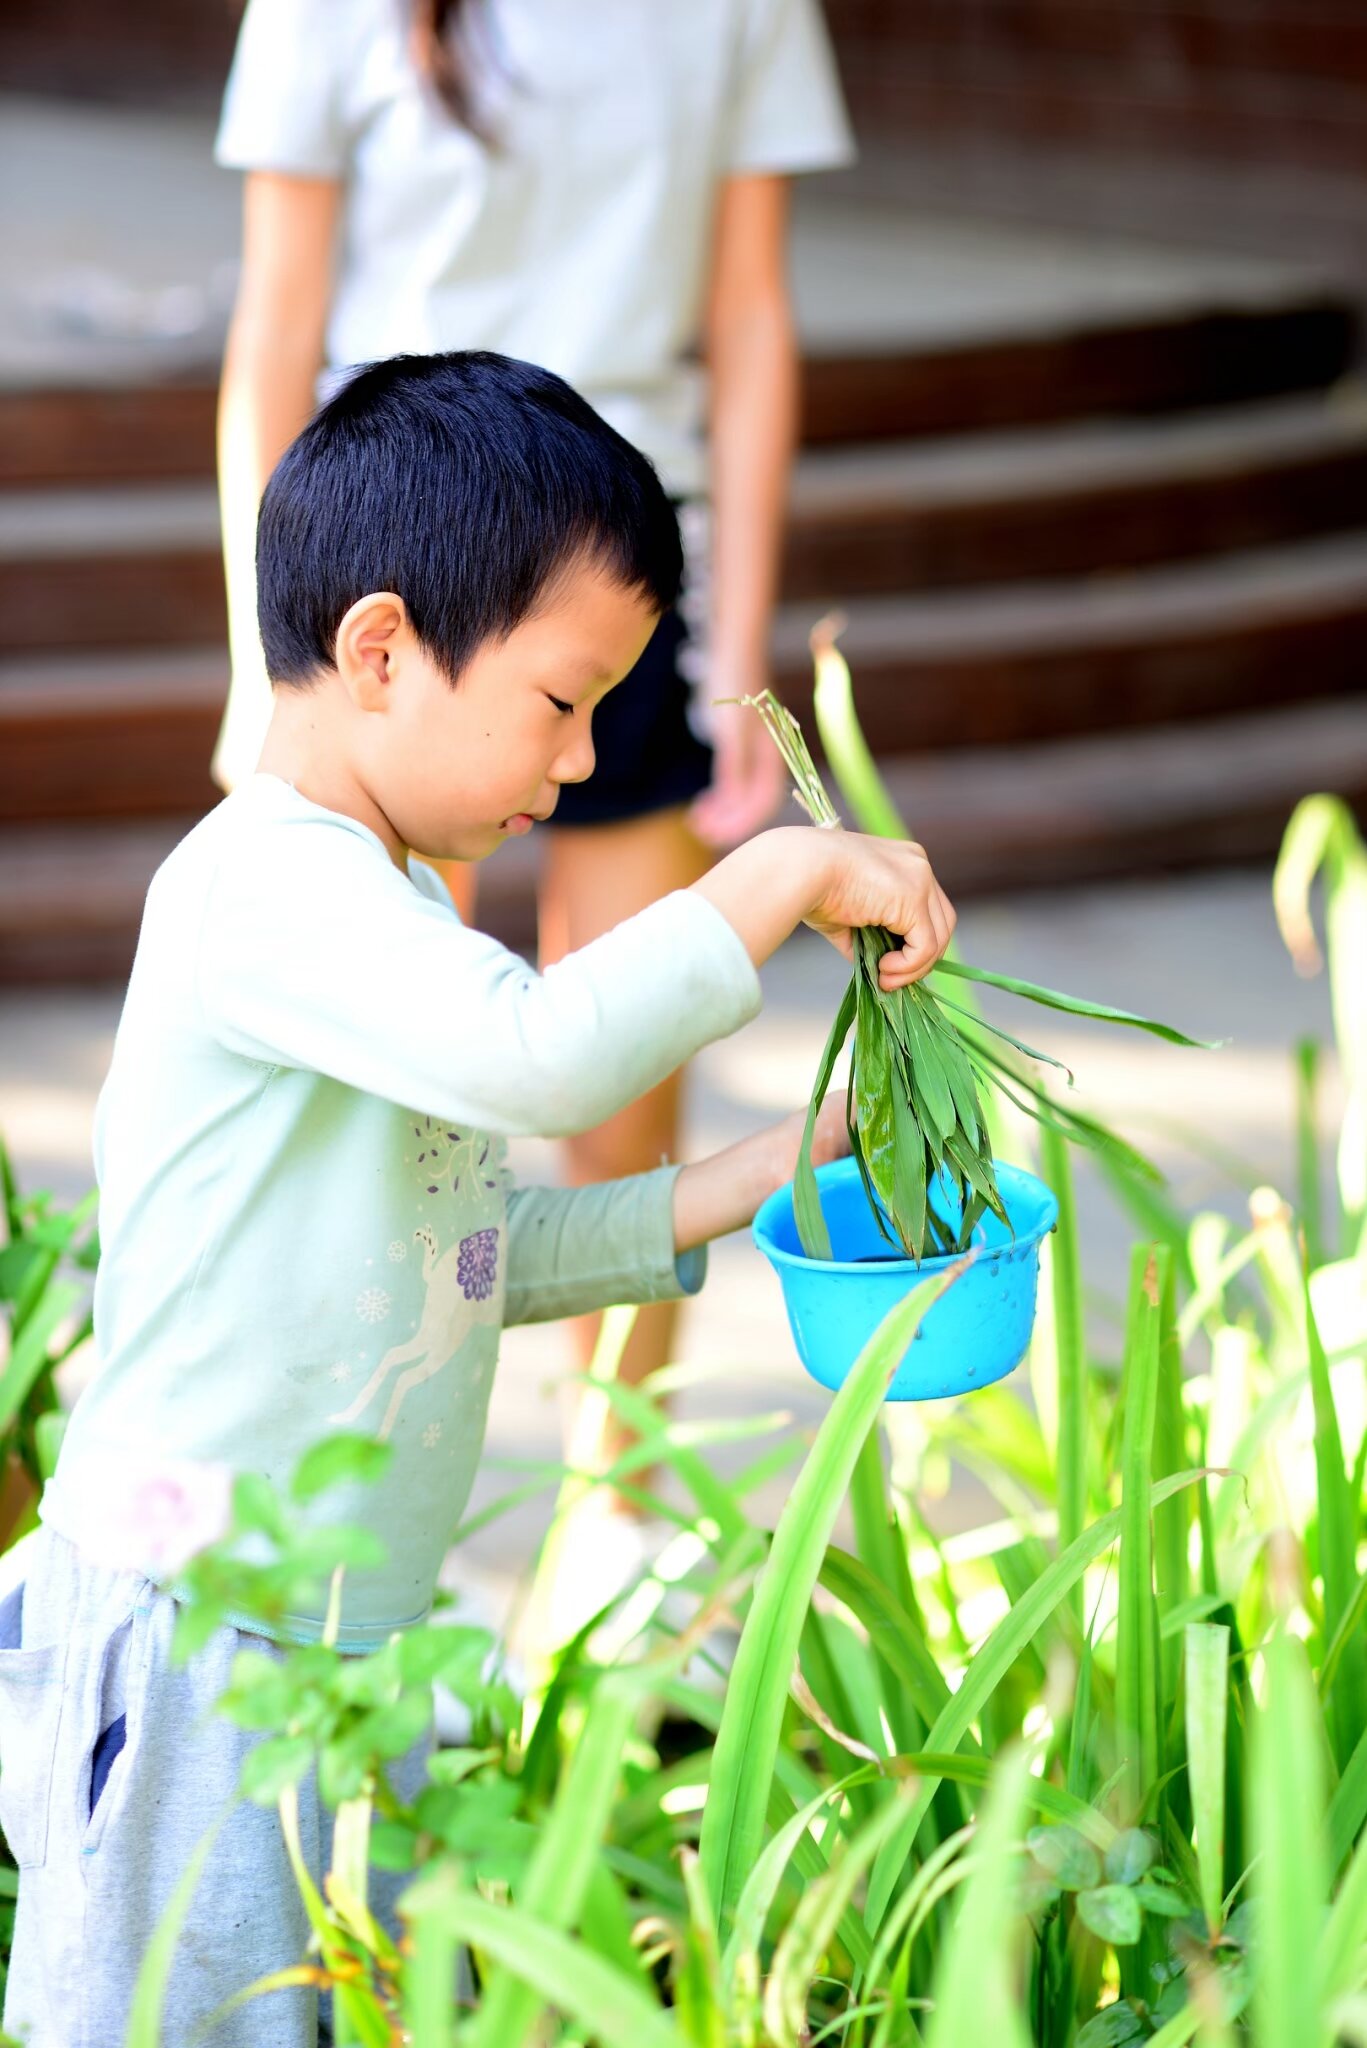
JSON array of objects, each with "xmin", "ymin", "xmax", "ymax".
[
  {"xmin": 804, "ymin": 832, "xmax": 957, "ymax": 988},
  {"xmin": 689, "ymin": 697, "xmax": 791, "ymax": 850}
]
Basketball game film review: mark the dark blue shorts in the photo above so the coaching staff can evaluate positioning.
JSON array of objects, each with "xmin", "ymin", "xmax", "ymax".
[{"xmin": 550, "ymin": 606, "xmax": 714, "ymax": 828}]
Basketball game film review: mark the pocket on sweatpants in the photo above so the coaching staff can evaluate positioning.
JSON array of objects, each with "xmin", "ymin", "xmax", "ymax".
[{"xmin": 0, "ymin": 1639, "xmax": 67, "ymax": 1868}]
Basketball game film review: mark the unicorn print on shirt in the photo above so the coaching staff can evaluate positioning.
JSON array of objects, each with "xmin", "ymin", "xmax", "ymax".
[{"xmin": 329, "ymin": 1219, "xmax": 504, "ymax": 1442}]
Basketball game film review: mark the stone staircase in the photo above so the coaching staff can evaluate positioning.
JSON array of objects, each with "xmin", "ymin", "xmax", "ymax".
[{"xmin": 3, "ymin": 289, "xmax": 1367, "ymax": 981}]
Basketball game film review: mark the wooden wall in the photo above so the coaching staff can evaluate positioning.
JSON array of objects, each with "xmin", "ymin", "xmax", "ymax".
[
  {"xmin": 6, "ymin": 0, "xmax": 1367, "ymax": 192},
  {"xmin": 824, "ymin": 0, "xmax": 1367, "ymax": 183}
]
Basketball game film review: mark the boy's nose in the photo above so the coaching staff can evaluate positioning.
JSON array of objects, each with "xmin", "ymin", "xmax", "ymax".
[{"xmin": 555, "ymin": 731, "xmax": 597, "ymax": 786}]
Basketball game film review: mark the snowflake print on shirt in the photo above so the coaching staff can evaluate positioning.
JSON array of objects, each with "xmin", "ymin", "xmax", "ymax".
[
  {"xmin": 355, "ymin": 1287, "xmax": 392, "ymax": 1325},
  {"xmin": 422, "ymin": 1422, "xmax": 442, "ymax": 1449},
  {"xmin": 330, "ymin": 1222, "xmax": 503, "ymax": 1443}
]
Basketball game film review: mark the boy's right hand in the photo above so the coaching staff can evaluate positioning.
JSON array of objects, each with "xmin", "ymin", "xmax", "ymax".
[
  {"xmin": 803, "ymin": 829, "xmax": 957, "ymax": 988},
  {"xmin": 692, "ymin": 824, "xmax": 957, "ymax": 987}
]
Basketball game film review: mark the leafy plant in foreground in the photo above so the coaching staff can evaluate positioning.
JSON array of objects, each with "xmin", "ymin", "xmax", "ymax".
[{"xmin": 0, "ymin": 1139, "xmax": 97, "ymax": 1543}]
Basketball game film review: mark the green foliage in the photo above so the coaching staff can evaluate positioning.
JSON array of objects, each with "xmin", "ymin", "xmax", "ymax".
[
  {"xmin": 0, "ymin": 1139, "xmax": 96, "ymax": 1539},
  {"xmin": 2, "ymin": 742, "xmax": 1364, "ymax": 2039}
]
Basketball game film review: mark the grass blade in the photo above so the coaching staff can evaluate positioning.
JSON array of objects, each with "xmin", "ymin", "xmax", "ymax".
[
  {"xmin": 466, "ymin": 1675, "xmax": 639, "ymax": 2048},
  {"xmin": 1305, "ymin": 1280, "xmax": 1367, "ymax": 1768},
  {"xmin": 863, "ymin": 1468, "xmax": 1209, "ymax": 1929},
  {"xmin": 1296, "ymin": 1037, "xmax": 1327, "ymax": 1265},
  {"xmin": 932, "ymin": 957, "xmax": 1219, "ymax": 1049},
  {"xmin": 1251, "ymin": 1630, "xmax": 1332, "ymax": 2048},
  {"xmin": 1116, "ymin": 1247, "xmax": 1164, "ymax": 1823},
  {"xmin": 1184, "ymin": 1622, "xmax": 1229, "ymax": 1938},
  {"xmin": 1327, "ymin": 1722, "xmax": 1367, "ymax": 1876},
  {"xmin": 1041, "ymin": 1123, "xmax": 1086, "ymax": 1626},
  {"xmin": 406, "ymin": 1870, "xmax": 681, "ymax": 2048},
  {"xmin": 699, "ymin": 1269, "xmax": 962, "ymax": 1923},
  {"xmin": 795, "ymin": 980, "xmax": 858, "ymax": 1260},
  {"xmin": 922, "ymin": 1747, "xmax": 1034, "ymax": 2048},
  {"xmin": 810, "ymin": 616, "xmax": 908, "ymax": 842}
]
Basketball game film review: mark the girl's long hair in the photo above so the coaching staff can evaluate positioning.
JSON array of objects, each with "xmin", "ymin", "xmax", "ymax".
[{"xmin": 411, "ymin": 0, "xmax": 481, "ymax": 127}]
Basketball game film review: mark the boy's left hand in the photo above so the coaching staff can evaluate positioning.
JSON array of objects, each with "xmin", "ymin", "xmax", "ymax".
[
  {"xmin": 671, "ymin": 1089, "xmax": 852, "ymax": 1255},
  {"xmin": 764, "ymin": 1088, "xmax": 851, "ymax": 1201}
]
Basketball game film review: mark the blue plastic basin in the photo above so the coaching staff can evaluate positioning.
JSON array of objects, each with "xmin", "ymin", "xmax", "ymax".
[{"xmin": 752, "ymin": 1157, "xmax": 1058, "ymax": 1401}]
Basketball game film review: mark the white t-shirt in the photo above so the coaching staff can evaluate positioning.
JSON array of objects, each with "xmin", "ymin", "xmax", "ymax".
[
  {"xmin": 41, "ymin": 777, "xmax": 761, "ymax": 1646},
  {"xmin": 216, "ymin": 0, "xmax": 854, "ymax": 495}
]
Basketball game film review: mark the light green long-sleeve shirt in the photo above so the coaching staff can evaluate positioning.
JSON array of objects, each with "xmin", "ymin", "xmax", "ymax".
[{"xmin": 41, "ymin": 777, "xmax": 761, "ymax": 1645}]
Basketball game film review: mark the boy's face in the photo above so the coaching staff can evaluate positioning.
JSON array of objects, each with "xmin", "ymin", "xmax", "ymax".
[{"xmin": 368, "ymin": 560, "xmax": 660, "ymax": 861}]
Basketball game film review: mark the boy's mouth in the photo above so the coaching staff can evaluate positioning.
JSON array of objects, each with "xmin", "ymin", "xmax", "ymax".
[{"xmin": 500, "ymin": 808, "xmax": 552, "ymax": 834}]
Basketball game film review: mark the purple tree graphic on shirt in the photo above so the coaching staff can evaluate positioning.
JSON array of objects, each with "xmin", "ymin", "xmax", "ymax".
[{"xmin": 457, "ymin": 1228, "xmax": 499, "ymax": 1302}]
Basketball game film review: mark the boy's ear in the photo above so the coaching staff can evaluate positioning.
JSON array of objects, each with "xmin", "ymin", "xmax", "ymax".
[{"xmin": 334, "ymin": 593, "xmax": 408, "ymax": 712}]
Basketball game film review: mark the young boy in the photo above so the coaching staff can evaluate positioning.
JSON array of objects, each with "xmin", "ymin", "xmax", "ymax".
[{"xmin": 0, "ymin": 351, "xmax": 955, "ymax": 2047}]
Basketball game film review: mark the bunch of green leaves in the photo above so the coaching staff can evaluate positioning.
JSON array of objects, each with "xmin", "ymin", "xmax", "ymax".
[{"xmin": 746, "ymin": 686, "xmax": 1213, "ymax": 1264}]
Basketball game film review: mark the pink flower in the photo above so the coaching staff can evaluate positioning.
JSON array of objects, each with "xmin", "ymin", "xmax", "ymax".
[{"xmin": 96, "ymin": 1459, "xmax": 235, "ymax": 1578}]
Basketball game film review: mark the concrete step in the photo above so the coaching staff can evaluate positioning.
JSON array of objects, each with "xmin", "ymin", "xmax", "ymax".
[
  {"xmin": 785, "ymin": 392, "xmax": 1367, "ymax": 596},
  {"xmin": 1, "ymin": 286, "xmax": 1357, "ymax": 488},
  {"xmin": 4, "ymin": 697, "xmax": 1363, "ymax": 985},
  {"xmin": 0, "ymin": 647, "xmax": 224, "ymax": 819},
  {"xmin": 0, "ymin": 484, "xmax": 226, "ymax": 651},
  {"xmin": 774, "ymin": 531, "xmax": 1367, "ymax": 750}
]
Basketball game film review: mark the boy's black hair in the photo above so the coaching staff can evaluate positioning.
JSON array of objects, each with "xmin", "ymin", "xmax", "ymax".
[{"xmin": 255, "ymin": 350, "xmax": 683, "ymax": 685}]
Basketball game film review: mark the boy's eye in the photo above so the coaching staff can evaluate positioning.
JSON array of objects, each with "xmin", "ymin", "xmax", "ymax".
[{"xmin": 547, "ymin": 695, "xmax": 575, "ymax": 716}]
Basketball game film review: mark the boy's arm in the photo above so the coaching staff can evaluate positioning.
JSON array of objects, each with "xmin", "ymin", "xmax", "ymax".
[
  {"xmin": 503, "ymin": 1172, "xmax": 703, "ymax": 1327},
  {"xmin": 199, "ymin": 810, "xmax": 953, "ymax": 1138},
  {"xmin": 502, "ymin": 1100, "xmax": 846, "ymax": 1327}
]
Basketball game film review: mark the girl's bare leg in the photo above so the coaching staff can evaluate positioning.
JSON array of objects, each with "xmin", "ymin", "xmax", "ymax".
[{"xmin": 539, "ymin": 807, "xmax": 711, "ymax": 1504}]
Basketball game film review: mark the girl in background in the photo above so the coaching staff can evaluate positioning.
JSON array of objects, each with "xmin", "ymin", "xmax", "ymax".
[{"xmin": 213, "ymin": 0, "xmax": 852, "ymax": 1607}]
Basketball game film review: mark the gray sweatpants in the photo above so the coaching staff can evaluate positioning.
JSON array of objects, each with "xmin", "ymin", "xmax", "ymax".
[{"xmin": 0, "ymin": 1526, "xmax": 427, "ymax": 2048}]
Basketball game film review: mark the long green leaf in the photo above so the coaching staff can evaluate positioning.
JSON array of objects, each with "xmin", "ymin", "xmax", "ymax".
[
  {"xmin": 922, "ymin": 1747, "xmax": 1033, "ymax": 2048},
  {"xmin": 0, "ymin": 1281, "xmax": 77, "ymax": 1430},
  {"xmin": 466, "ymin": 1675, "xmax": 638, "ymax": 2048},
  {"xmin": 1251, "ymin": 1630, "xmax": 1332, "ymax": 2048},
  {"xmin": 723, "ymin": 1770, "xmax": 873, "ymax": 1993},
  {"xmin": 818, "ymin": 1547, "xmax": 961, "ymax": 1743},
  {"xmin": 1184, "ymin": 1622, "xmax": 1229, "ymax": 1937},
  {"xmin": 811, "ymin": 619, "xmax": 908, "ymax": 842},
  {"xmin": 931, "ymin": 958, "xmax": 1219, "ymax": 1049},
  {"xmin": 1322, "ymin": 1821, "xmax": 1367, "ymax": 2005},
  {"xmin": 699, "ymin": 1270, "xmax": 961, "ymax": 1922},
  {"xmin": 1116, "ymin": 1247, "xmax": 1164, "ymax": 1823},
  {"xmin": 1327, "ymin": 1722, "xmax": 1367, "ymax": 1876},
  {"xmin": 863, "ymin": 1469, "xmax": 1209, "ymax": 1929},
  {"xmin": 764, "ymin": 1793, "xmax": 918, "ymax": 2047},
  {"xmin": 1041, "ymin": 1123, "xmax": 1086, "ymax": 1626},
  {"xmin": 406, "ymin": 1871, "xmax": 681, "ymax": 2048},
  {"xmin": 795, "ymin": 980, "xmax": 858, "ymax": 1260},
  {"xmin": 1305, "ymin": 1281, "xmax": 1367, "ymax": 1767}
]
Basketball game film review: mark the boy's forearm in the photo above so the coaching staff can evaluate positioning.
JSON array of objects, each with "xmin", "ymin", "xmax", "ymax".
[
  {"xmin": 691, "ymin": 827, "xmax": 833, "ymax": 971},
  {"xmin": 672, "ymin": 1124, "xmax": 793, "ymax": 1253}
]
